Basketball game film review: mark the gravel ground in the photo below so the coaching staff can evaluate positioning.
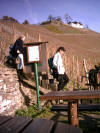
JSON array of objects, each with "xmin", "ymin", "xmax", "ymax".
[{"xmin": 50, "ymin": 111, "xmax": 100, "ymax": 133}]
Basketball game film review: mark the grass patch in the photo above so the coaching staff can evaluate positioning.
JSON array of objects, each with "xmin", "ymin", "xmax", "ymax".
[
  {"xmin": 43, "ymin": 25, "xmax": 64, "ymax": 34},
  {"xmin": 61, "ymin": 25, "xmax": 85, "ymax": 34},
  {"xmin": 15, "ymin": 105, "xmax": 56, "ymax": 119},
  {"xmin": 43, "ymin": 24, "xmax": 85, "ymax": 34}
]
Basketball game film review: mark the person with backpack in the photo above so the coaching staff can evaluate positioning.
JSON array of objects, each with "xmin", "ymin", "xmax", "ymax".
[
  {"xmin": 13, "ymin": 35, "xmax": 26, "ymax": 79},
  {"xmin": 53, "ymin": 47, "xmax": 69, "ymax": 91}
]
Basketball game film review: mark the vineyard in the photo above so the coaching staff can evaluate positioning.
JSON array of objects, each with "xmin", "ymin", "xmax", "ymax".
[{"xmin": 0, "ymin": 20, "xmax": 100, "ymax": 89}]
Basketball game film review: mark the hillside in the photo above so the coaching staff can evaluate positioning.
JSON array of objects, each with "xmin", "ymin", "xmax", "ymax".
[
  {"xmin": 42, "ymin": 24, "xmax": 100, "ymax": 61},
  {"xmin": 0, "ymin": 20, "xmax": 100, "ymax": 115},
  {"xmin": 0, "ymin": 20, "xmax": 100, "ymax": 67}
]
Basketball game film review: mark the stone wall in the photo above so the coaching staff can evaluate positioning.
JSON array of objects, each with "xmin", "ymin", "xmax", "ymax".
[
  {"xmin": 0, "ymin": 65, "xmax": 55, "ymax": 116},
  {"xmin": 0, "ymin": 66, "xmax": 40, "ymax": 116},
  {"xmin": 0, "ymin": 67, "xmax": 23, "ymax": 115}
]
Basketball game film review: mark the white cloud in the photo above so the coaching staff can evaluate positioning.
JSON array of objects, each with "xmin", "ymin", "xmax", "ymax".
[
  {"xmin": 32, "ymin": 13, "xmax": 39, "ymax": 24},
  {"xmin": 22, "ymin": 0, "xmax": 39, "ymax": 24}
]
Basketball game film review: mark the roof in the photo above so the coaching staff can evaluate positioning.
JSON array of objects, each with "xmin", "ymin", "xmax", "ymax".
[
  {"xmin": 24, "ymin": 41, "xmax": 48, "ymax": 47},
  {"xmin": 68, "ymin": 21, "xmax": 83, "ymax": 25}
]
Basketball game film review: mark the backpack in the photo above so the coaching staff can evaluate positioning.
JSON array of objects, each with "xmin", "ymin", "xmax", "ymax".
[
  {"xmin": 89, "ymin": 69, "xmax": 97, "ymax": 84},
  {"xmin": 9, "ymin": 45, "xmax": 17, "ymax": 58},
  {"xmin": 48, "ymin": 57, "xmax": 54, "ymax": 71},
  {"xmin": 48, "ymin": 57, "xmax": 58, "ymax": 78}
]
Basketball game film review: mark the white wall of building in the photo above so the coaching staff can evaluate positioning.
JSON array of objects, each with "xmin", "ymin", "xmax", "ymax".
[{"xmin": 69, "ymin": 23, "xmax": 83, "ymax": 28}]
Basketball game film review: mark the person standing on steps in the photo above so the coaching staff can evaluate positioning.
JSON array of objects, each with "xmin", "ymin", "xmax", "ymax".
[
  {"xmin": 13, "ymin": 35, "xmax": 26, "ymax": 79},
  {"xmin": 53, "ymin": 47, "xmax": 69, "ymax": 91}
]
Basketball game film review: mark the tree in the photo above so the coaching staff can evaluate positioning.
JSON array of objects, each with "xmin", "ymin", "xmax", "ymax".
[
  {"xmin": 64, "ymin": 14, "xmax": 72, "ymax": 23},
  {"xmin": 3, "ymin": 16, "xmax": 9, "ymax": 20},
  {"xmin": 55, "ymin": 16, "xmax": 62, "ymax": 22},
  {"xmin": 47, "ymin": 15, "xmax": 54, "ymax": 22},
  {"xmin": 9, "ymin": 17, "xmax": 16, "ymax": 22},
  {"xmin": 2, "ymin": 16, "xmax": 19, "ymax": 23},
  {"xmin": 23, "ymin": 20, "xmax": 29, "ymax": 24}
]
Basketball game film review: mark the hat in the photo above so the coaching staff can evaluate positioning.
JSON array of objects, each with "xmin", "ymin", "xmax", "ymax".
[{"xmin": 59, "ymin": 47, "xmax": 66, "ymax": 51}]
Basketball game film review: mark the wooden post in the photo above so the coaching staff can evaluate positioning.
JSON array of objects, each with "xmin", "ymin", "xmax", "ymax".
[
  {"xmin": 72, "ymin": 56, "xmax": 74, "ymax": 77},
  {"xmin": 34, "ymin": 63, "xmax": 40, "ymax": 109},
  {"xmin": 39, "ymin": 33, "xmax": 41, "ymax": 42},
  {"xmin": 68, "ymin": 100, "xmax": 79, "ymax": 127},
  {"xmin": 77, "ymin": 58, "xmax": 79, "ymax": 89},
  {"xmin": 83, "ymin": 58, "xmax": 89, "ymax": 85},
  {"xmin": 0, "ymin": 25, "xmax": 2, "ymax": 33}
]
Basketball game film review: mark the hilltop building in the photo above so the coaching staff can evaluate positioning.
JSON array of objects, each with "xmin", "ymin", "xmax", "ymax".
[{"xmin": 68, "ymin": 21, "xmax": 83, "ymax": 28}]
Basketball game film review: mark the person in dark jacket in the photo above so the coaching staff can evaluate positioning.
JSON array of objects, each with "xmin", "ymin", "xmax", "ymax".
[
  {"xmin": 13, "ymin": 35, "xmax": 25, "ymax": 58},
  {"xmin": 13, "ymin": 35, "xmax": 26, "ymax": 78}
]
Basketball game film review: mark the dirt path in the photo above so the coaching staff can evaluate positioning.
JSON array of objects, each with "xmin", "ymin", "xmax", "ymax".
[{"xmin": 50, "ymin": 111, "xmax": 100, "ymax": 133}]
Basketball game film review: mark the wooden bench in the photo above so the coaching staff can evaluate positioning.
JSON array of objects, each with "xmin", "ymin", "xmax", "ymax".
[
  {"xmin": 0, "ymin": 115, "xmax": 82, "ymax": 133},
  {"xmin": 51, "ymin": 104, "xmax": 100, "ymax": 111},
  {"xmin": 39, "ymin": 90, "xmax": 100, "ymax": 126}
]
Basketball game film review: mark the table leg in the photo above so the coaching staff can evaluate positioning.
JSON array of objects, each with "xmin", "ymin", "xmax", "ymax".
[{"xmin": 68, "ymin": 100, "xmax": 79, "ymax": 127}]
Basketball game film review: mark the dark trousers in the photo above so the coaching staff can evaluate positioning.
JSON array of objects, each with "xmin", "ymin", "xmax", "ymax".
[{"xmin": 57, "ymin": 73, "xmax": 69, "ymax": 91}]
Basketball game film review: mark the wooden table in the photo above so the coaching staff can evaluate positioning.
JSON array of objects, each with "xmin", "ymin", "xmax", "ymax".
[
  {"xmin": 0, "ymin": 116, "xmax": 82, "ymax": 133},
  {"xmin": 39, "ymin": 90, "xmax": 100, "ymax": 126}
]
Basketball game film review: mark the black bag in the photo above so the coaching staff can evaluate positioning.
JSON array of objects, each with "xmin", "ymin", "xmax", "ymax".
[
  {"xmin": 89, "ymin": 69, "xmax": 97, "ymax": 84},
  {"xmin": 9, "ymin": 45, "xmax": 16, "ymax": 57},
  {"xmin": 48, "ymin": 57, "xmax": 58, "ymax": 78},
  {"xmin": 48, "ymin": 57, "xmax": 54, "ymax": 70}
]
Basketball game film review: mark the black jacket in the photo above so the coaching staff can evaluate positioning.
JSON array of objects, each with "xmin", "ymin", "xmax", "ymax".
[{"xmin": 13, "ymin": 38, "xmax": 24, "ymax": 57}]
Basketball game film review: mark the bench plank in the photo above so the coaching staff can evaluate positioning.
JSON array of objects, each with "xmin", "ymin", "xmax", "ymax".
[
  {"xmin": 22, "ymin": 118, "xmax": 54, "ymax": 133},
  {"xmin": 39, "ymin": 90, "xmax": 100, "ymax": 100},
  {"xmin": 51, "ymin": 104, "xmax": 100, "ymax": 111},
  {"xmin": 0, "ymin": 116, "xmax": 32, "ymax": 133},
  {"xmin": 0, "ymin": 116, "xmax": 12, "ymax": 125},
  {"xmin": 54, "ymin": 122, "xmax": 82, "ymax": 133}
]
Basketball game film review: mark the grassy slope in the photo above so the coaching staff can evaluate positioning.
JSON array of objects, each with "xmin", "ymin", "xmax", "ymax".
[
  {"xmin": 42, "ymin": 24, "xmax": 100, "ymax": 62},
  {"xmin": 0, "ymin": 20, "xmax": 100, "ymax": 63}
]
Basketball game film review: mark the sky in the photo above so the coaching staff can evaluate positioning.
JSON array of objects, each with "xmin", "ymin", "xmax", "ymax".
[{"xmin": 0, "ymin": 0, "xmax": 100, "ymax": 33}]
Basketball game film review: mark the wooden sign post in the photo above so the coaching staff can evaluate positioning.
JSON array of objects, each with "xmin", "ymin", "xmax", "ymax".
[
  {"xmin": 27, "ymin": 45, "xmax": 40, "ymax": 109},
  {"xmin": 24, "ymin": 41, "xmax": 48, "ymax": 109}
]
